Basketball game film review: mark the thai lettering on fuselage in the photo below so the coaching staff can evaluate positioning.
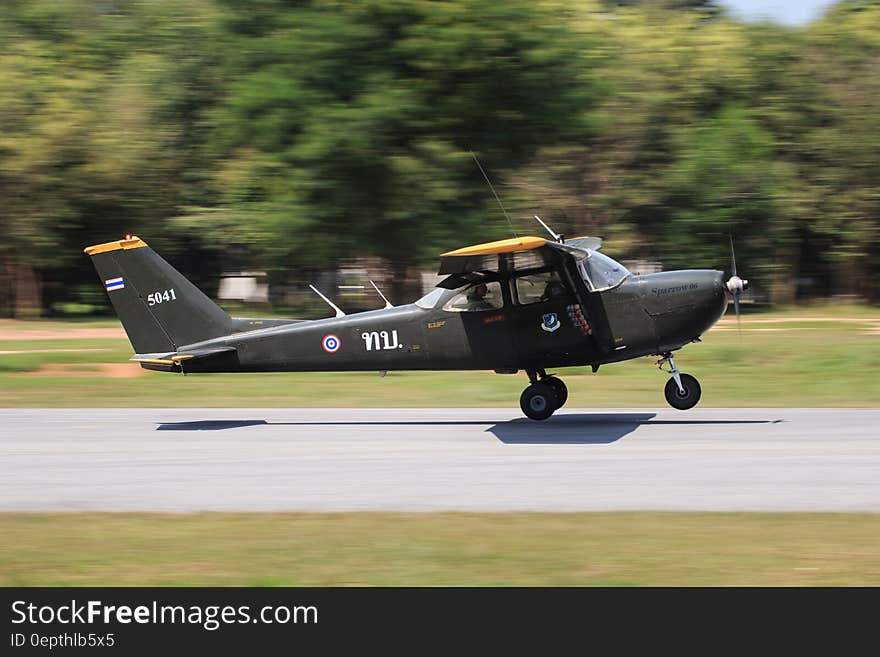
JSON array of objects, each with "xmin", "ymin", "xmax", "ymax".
[{"xmin": 362, "ymin": 330, "xmax": 402, "ymax": 351}]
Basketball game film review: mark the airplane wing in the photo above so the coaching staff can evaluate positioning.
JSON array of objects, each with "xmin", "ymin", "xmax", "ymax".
[{"xmin": 436, "ymin": 235, "xmax": 602, "ymax": 288}]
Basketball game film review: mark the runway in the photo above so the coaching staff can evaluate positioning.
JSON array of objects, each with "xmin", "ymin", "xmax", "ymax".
[{"xmin": 0, "ymin": 408, "xmax": 877, "ymax": 512}]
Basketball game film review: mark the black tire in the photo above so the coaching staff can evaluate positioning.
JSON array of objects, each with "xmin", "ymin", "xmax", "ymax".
[
  {"xmin": 544, "ymin": 376, "xmax": 568, "ymax": 409},
  {"xmin": 520, "ymin": 383, "xmax": 558, "ymax": 421},
  {"xmin": 664, "ymin": 373, "xmax": 701, "ymax": 410}
]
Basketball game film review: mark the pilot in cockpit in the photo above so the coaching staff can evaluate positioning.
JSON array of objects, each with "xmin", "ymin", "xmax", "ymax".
[
  {"xmin": 541, "ymin": 279, "xmax": 566, "ymax": 302},
  {"xmin": 466, "ymin": 283, "xmax": 495, "ymax": 311}
]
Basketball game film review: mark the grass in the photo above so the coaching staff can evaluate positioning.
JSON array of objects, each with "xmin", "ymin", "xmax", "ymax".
[
  {"xmin": 1, "ymin": 512, "xmax": 878, "ymax": 586},
  {"xmin": 0, "ymin": 305, "xmax": 878, "ymax": 407}
]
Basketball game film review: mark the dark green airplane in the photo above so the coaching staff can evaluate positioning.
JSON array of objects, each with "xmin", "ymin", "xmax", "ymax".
[{"xmin": 85, "ymin": 230, "xmax": 747, "ymax": 420}]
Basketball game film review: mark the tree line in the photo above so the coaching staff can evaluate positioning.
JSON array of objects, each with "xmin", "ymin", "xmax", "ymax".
[{"xmin": 1, "ymin": 0, "xmax": 878, "ymax": 317}]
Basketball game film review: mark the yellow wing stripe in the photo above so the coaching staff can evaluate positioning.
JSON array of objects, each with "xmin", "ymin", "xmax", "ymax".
[
  {"xmin": 84, "ymin": 236, "xmax": 148, "ymax": 256},
  {"xmin": 441, "ymin": 236, "xmax": 546, "ymax": 257}
]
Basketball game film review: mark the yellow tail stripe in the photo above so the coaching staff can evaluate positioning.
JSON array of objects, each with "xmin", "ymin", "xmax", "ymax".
[{"xmin": 84, "ymin": 236, "xmax": 148, "ymax": 256}]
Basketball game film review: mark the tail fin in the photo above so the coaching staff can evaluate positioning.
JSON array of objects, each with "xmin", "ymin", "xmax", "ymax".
[{"xmin": 84, "ymin": 236, "xmax": 233, "ymax": 353}]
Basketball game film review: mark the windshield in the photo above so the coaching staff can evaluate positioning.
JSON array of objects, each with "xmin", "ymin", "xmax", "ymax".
[
  {"xmin": 579, "ymin": 251, "xmax": 630, "ymax": 291},
  {"xmin": 415, "ymin": 287, "xmax": 454, "ymax": 309}
]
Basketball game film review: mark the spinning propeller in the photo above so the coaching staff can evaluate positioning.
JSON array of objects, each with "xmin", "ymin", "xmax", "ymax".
[{"xmin": 725, "ymin": 235, "xmax": 749, "ymax": 331}]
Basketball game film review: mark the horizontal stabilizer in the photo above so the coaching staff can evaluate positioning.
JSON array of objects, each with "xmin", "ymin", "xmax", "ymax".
[{"xmin": 132, "ymin": 345, "xmax": 237, "ymax": 372}]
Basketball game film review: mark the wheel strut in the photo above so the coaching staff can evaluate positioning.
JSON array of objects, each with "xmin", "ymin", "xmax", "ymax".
[
  {"xmin": 658, "ymin": 353, "xmax": 685, "ymax": 395},
  {"xmin": 525, "ymin": 368, "xmax": 547, "ymax": 385}
]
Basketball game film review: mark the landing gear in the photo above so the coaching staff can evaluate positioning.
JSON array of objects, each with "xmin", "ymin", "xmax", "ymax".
[
  {"xmin": 520, "ymin": 370, "xmax": 567, "ymax": 421},
  {"xmin": 544, "ymin": 376, "xmax": 568, "ymax": 408},
  {"xmin": 520, "ymin": 383, "xmax": 557, "ymax": 421},
  {"xmin": 658, "ymin": 353, "xmax": 701, "ymax": 410}
]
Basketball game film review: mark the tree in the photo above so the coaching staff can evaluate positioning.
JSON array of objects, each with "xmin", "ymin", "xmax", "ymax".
[
  {"xmin": 0, "ymin": 0, "xmax": 225, "ymax": 316},
  {"xmin": 177, "ymin": 0, "xmax": 593, "ymax": 301},
  {"xmin": 803, "ymin": 1, "xmax": 880, "ymax": 300}
]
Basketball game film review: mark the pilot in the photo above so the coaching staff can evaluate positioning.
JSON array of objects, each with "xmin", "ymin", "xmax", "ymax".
[
  {"xmin": 542, "ymin": 280, "xmax": 566, "ymax": 301},
  {"xmin": 466, "ymin": 283, "xmax": 495, "ymax": 311}
]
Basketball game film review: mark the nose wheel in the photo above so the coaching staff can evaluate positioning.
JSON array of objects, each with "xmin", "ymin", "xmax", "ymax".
[
  {"xmin": 658, "ymin": 353, "xmax": 701, "ymax": 410},
  {"xmin": 520, "ymin": 370, "xmax": 568, "ymax": 421}
]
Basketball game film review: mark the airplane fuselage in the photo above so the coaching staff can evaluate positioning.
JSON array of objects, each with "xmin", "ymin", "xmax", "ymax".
[{"xmin": 157, "ymin": 269, "xmax": 728, "ymax": 375}]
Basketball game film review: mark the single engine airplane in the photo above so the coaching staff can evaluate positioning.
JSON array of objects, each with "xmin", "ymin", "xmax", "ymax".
[{"xmin": 85, "ymin": 227, "xmax": 746, "ymax": 420}]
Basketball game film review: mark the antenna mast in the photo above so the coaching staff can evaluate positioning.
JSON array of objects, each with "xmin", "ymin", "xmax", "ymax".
[
  {"xmin": 369, "ymin": 280, "xmax": 393, "ymax": 309},
  {"xmin": 308, "ymin": 284, "xmax": 346, "ymax": 318},
  {"xmin": 471, "ymin": 151, "xmax": 518, "ymax": 238},
  {"xmin": 534, "ymin": 215, "xmax": 563, "ymax": 243}
]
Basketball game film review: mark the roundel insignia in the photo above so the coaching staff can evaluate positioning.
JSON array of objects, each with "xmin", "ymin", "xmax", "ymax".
[{"xmin": 322, "ymin": 334, "xmax": 341, "ymax": 353}]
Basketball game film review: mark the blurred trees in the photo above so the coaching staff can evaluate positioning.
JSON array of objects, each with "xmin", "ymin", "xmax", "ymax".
[
  {"xmin": 176, "ymin": 0, "xmax": 591, "ymax": 301},
  {"xmin": 0, "ymin": 0, "xmax": 225, "ymax": 315},
  {"xmin": 513, "ymin": 0, "xmax": 880, "ymax": 303},
  {"xmin": 0, "ymin": 0, "xmax": 877, "ymax": 316}
]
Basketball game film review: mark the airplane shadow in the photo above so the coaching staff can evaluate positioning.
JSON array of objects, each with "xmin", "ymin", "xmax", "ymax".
[
  {"xmin": 487, "ymin": 414, "xmax": 778, "ymax": 444},
  {"xmin": 155, "ymin": 419, "xmax": 491, "ymax": 431},
  {"xmin": 157, "ymin": 420, "xmax": 269, "ymax": 431},
  {"xmin": 491, "ymin": 413, "xmax": 657, "ymax": 444},
  {"xmin": 155, "ymin": 414, "xmax": 781, "ymax": 445}
]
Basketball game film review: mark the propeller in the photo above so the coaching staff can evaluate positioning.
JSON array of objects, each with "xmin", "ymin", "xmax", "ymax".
[{"xmin": 725, "ymin": 234, "xmax": 749, "ymax": 333}]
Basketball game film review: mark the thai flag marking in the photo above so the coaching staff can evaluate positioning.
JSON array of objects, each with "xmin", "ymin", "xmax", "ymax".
[{"xmin": 105, "ymin": 277, "xmax": 124, "ymax": 292}]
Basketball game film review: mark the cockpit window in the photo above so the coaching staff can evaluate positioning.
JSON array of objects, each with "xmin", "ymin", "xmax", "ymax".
[
  {"xmin": 514, "ymin": 271, "xmax": 567, "ymax": 305},
  {"xmin": 443, "ymin": 281, "xmax": 504, "ymax": 312},
  {"xmin": 579, "ymin": 251, "xmax": 630, "ymax": 291}
]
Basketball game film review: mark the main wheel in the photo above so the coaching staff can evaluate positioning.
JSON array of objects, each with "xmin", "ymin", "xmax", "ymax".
[
  {"xmin": 544, "ymin": 376, "xmax": 568, "ymax": 409},
  {"xmin": 520, "ymin": 383, "xmax": 558, "ymax": 421},
  {"xmin": 664, "ymin": 373, "xmax": 701, "ymax": 410}
]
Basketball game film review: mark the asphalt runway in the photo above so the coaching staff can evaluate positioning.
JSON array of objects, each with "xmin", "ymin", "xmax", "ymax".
[{"xmin": 0, "ymin": 408, "xmax": 877, "ymax": 512}]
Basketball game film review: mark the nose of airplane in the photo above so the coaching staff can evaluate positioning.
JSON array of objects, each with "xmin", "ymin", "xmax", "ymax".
[
  {"xmin": 702, "ymin": 270, "xmax": 728, "ymax": 328},
  {"xmin": 640, "ymin": 268, "xmax": 731, "ymax": 350}
]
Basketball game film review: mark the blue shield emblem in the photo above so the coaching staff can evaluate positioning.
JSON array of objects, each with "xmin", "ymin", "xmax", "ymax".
[{"xmin": 541, "ymin": 313, "xmax": 560, "ymax": 332}]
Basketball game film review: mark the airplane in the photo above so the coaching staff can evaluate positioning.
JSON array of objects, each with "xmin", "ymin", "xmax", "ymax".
[{"xmin": 84, "ymin": 227, "xmax": 747, "ymax": 420}]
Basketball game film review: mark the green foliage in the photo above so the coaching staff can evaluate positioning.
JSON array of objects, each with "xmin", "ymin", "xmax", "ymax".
[
  {"xmin": 661, "ymin": 106, "xmax": 781, "ymax": 270},
  {"xmin": 177, "ymin": 0, "xmax": 592, "ymax": 277},
  {"xmin": 0, "ymin": 0, "xmax": 878, "ymax": 315}
]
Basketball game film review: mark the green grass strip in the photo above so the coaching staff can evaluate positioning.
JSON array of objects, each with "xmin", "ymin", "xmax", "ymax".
[{"xmin": 2, "ymin": 512, "xmax": 878, "ymax": 586}]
